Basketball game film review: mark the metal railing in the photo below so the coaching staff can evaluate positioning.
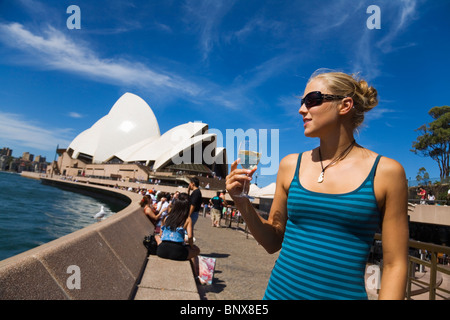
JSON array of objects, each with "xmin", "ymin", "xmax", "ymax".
[
  {"xmin": 221, "ymin": 209, "xmax": 270, "ymax": 239},
  {"xmin": 374, "ymin": 233, "xmax": 450, "ymax": 300}
]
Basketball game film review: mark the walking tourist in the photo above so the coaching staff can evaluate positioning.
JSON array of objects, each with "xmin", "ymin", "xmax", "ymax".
[
  {"xmin": 210, "ymin": 191, "xmax": 227, "ymax": 227},
  {"xmin": 155, "ymin": 193, "xmax": 200, "ymax": 261},
  {"xmin": 226, "ymin": 70, "xmax": 409, "ymax": 300}
]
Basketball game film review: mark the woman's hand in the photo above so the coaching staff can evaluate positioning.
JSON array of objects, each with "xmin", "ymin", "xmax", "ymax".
[
  {"xmin": 226, "ymin": 158, "xmax": 257, "ymax": 198},
  {"xmin": 225, "ymin": 156, "xmax": 291, "ymax": 254}
]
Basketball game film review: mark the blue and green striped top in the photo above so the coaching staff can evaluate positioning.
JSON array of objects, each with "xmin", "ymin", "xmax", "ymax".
[{"xmin": 263, "ymin": 153, "xmax": 382, "ymax": 300}]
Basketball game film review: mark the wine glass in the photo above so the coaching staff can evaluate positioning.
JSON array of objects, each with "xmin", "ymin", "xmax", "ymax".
[{"xmin": 237, "ymin": 139, "xmax": 261, "ymax": 199}]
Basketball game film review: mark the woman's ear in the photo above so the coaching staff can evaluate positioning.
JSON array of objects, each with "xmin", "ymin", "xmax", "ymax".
[{"xmin": 339, "ymin": 97, "xmax": 354, "ymax": 115}]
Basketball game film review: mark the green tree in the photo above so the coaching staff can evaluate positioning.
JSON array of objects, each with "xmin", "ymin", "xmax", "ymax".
[
  {"xmin": 411, "ymin": 106, "xmax": 450, "ymax": 180},
  {"xmin": 416, "ymin": 167, "xmax": 429, "ymax": 185}
]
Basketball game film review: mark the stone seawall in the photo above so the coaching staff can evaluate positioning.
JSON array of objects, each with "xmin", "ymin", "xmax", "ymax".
[{"xmin": 0, "ymin": 177, "xmax": 154, "ymax": 299}]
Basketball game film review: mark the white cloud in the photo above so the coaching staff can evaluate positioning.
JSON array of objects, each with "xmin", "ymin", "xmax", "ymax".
[
  {"xmin": 376, "ymin": 0, "xmax": 419, "ymax": 53},
  {"xmin": 239, "ymin": 54, "xmax": 296, "ymax": 89},
  {"xmin": 365, "ymin": 107, "xmax": 397, "ymax": 121},
  {"xmin": 231, "ymin": 16, "xmax": 286, "ymax": 42},
  {"xmin": 352, "ymin": 29, "xmax": 381, "ymax": 80},
  {"xmin": 0, "ymin": 22, "xmax": 202, "ymax": 98},
  {"xmin": 0, "ymin": 19, "xmax": 299, "ymax": 113},
  {"xmin": 352, "ymin": 0, "xmax": 421, "ymax": 80},
  {"xmin": 182, "ymin": 0, "xmax": 236, "ymax": 61},
  {"xmin": 68, "ymin": 112, "xmax": 84, "ymax": 118},
  {"xmin": 0, "ymin": 112, "xmax": 73, "ymax": 151},
  {"xmin": 0, "ymin": 21, "xmax": 261, "ymax": 110},
  {"xmin": 309, "ymin": 1, "xmax": 365, "ymax": 34}
]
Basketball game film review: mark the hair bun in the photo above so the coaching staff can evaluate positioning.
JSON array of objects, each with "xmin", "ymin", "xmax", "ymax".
[{"xmin": 358, "ymin": 79, "xmax": 378, "ymax": 112}]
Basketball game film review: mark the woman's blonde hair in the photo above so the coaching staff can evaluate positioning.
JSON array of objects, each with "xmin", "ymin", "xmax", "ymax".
[{"xmin": 308, "ymin": 69, "xmax": 378, "ymax": 129}]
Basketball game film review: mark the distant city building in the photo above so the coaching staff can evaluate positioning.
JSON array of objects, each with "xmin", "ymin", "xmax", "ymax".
[
  {"xmin": 0, "ymin": 147, "xmax": 48, "ymax": 173},
  {"xmin": 22, "ymin": 152, "xmax": 34, "ymax": 162},
  {"xmin": 0, "ymin": 147, "xmax": 12, "ymax": 157},
  {"xmin": 34, "ymin": 155, "xmax": 46, "ymax": 163},
  {"xmin": 0, "ymin": 155, "xmax": 9, "ymax": 171}
]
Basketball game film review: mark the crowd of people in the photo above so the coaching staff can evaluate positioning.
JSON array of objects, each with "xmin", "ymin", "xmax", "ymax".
[
  {"xmin": 138, "ymin": 177, "xmax": 244, "ymax": 262},
  {"xmin": 139, "ymin": 177, "xmax": 202, "ymax": 261}
]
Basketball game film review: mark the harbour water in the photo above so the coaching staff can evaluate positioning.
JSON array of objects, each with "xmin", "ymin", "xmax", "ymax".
[{"xmin": 0, "ymin": 171, "xmax": 121, "ymax": 261}]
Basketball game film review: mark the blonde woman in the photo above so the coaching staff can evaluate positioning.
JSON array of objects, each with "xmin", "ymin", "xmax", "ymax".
[{"xmin": 226, "ymin": 70, "xmax": 409, "ymax": 300}]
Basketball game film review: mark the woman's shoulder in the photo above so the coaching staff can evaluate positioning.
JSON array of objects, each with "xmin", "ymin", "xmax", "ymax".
[
  {"xmin": 279, "ymin": 150, "xmax": 316, "ymax": 170},
  {"xmin": 374, "ymin": 154, "xmax": 407, "ymax": 189},
  {"xmin": 279, "ymin": 153, "xmax": 301, "ymax": 168},
  {"xmin": 377, "ymin": 155, "xmax": 406, "ymax": 176},
  {"xmin": 276, "ymin": 153, "xmax": 299, "ymax": 177},
  {"xmin": 276, "ymin": 153, "xmax": 303, "ymax": 191},
  {"xmin": 355, "ymin": 148, "xmax": 404, "ymax": 175}
]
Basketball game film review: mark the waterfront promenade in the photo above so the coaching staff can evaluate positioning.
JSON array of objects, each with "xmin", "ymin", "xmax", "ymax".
[
  {"xmin": 8, "ymin": 173, "xmax": 449, "ymax": 300},
  {"xmin": 193, "ymin": 214, "xmax": 278, "ymax": 300}
]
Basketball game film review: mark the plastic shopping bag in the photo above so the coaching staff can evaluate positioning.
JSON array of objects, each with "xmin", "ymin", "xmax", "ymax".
[{"xmin": 197, "ymin": 255, "xmax": 216, "ymax": 285}]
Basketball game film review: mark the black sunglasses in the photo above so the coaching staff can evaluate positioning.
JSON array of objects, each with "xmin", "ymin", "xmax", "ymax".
[{"xmin": 301, "ymin": 91, "xmax": 347, "ymax": 108}]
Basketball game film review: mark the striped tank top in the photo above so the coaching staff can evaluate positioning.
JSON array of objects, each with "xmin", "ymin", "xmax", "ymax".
[{"xmin": 263, "ymin": 153, "xmax": 382, "ymax": 300}]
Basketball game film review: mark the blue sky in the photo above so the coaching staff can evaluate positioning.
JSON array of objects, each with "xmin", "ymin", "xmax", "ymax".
[{"xmin": 0, "ymin": 0, "xmax": 449, "ymax": 188}]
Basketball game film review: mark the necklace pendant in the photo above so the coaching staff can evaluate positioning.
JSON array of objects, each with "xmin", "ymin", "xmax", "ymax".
[{"xmin": 317, "ymin": 171, "xmax": 324, "ymax": 183}]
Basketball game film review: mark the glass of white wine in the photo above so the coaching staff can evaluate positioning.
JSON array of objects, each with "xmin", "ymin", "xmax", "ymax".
[{"xmin": 237, "ymin": 139, "xmax": 261, "ymax": 199}]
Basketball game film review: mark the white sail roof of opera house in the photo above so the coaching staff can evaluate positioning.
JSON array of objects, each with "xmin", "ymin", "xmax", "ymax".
[
  {"xmin": 68, "ymin": 92, "xmax": 160, "ymax": 163},
  {"xmin": 112, "ymin": 121, "xmax": 207, "ymax": 165},
  {"xmin": 67, "ymin": 92, "xmax": 227, "ymax": 174}
]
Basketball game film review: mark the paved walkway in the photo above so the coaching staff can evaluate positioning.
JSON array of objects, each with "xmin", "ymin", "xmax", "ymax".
[{"xmin": 192, "ymin": 214, "xmax": 278, "ymax": 300}]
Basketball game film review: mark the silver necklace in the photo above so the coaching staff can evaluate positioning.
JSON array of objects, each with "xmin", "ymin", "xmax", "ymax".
[{"xmin": 317, "ymin": 140, "xmax": 356, "ymax": 183}]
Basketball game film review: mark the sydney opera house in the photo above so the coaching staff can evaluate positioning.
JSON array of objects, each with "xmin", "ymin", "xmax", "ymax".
[{"xmin": 51, "ymin": 93, "xmax": 228, "ymax": 188}]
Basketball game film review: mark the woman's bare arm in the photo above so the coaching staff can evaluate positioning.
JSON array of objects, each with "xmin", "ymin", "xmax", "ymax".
[
  {"xmin": 226, "ymin": 154, "xmax": 297, "ymax": 253},
  {"xmin": 375, "ymin": 157, "xmax": 409, "ymax": 300}
]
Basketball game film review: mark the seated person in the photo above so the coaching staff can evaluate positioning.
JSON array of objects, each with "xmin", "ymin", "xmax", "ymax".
[
  {"xmin": 155, "ymin": 192, "xmax": 200, "ymax": 261},
  {"xmin": 140, "ymin": 195, "xmax": 162, "ymax": 226}
]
